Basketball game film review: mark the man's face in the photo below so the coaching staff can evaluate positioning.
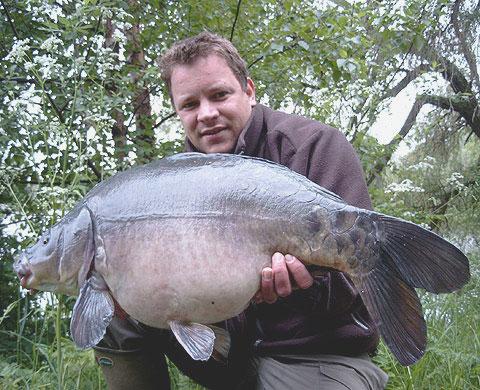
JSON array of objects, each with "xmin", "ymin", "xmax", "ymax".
[{"xmin": 170, "ymin": 55, "xmax": 256, "ymax": 154}]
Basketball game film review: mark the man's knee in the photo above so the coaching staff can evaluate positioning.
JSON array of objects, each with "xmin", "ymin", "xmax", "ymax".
[{"xmin": 238, "ymin": 354, "xmax": 388, "ymax": 390}]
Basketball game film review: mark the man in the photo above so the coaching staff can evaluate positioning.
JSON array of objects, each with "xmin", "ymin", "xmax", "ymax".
[{"xmin": 93, "ymin": 32, "xmax": 388, "ymax": 389}]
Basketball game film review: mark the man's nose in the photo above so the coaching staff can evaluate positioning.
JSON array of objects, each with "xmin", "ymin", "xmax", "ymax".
[{"xmin": 197, "ymin": 100, "xmax": 219, "ymax": 122}]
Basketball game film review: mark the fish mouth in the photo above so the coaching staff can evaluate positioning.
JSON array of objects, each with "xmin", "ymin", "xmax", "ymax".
[
  {"xmin": 13, "ymin": 256, "xmax": 34, "ymax": 289},
  {"xmin": 17, "ymin": 265, "xmax": 33, "ymax": 289}
]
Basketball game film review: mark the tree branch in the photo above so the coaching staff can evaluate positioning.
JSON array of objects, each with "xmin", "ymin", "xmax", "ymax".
[
  {"xmin": 0, "ymin": 0, "xmax": 19, "ymax": 38},
  {"xmin": 86, "ymin": 159, "xmax": 102, "ymax": 179},
  {"xmin": 0, "ymin": 77, "xmax": 33, "ymax": 84},
  {"xmin": 368, "ymin": 89, "xmax": 480, "ymax": 185},
  {"xmin": 380, "ymin": 64, "xmax": 430, "ymax": 100},
  {"xmin": 410, "ymin": 43, "xmax": 480, "ymax": 139},
  {"xmin": 422, "ymin": 94, "xmax": 480, "ymax": 139},
  {"xmin": 46, "ymin": 93, "xmax": 65, "ymax": 124},
  {"xmin": 230, "ymin": 0, "xmax": 242, "ymax": 41},
  {"xmin": 152, "ymin": 112, "xmax": 176, "ymax": 130},
  {"xmin": 367, "ymin": 97, "xmax": 427, "ymax": 185},
  {"xmin": 451, "ymin": 0, "xmax": 480, "ymax": 93},
  {"xmin": 412, "ymin": 45, "xmax": 471, "ymax": 95}
]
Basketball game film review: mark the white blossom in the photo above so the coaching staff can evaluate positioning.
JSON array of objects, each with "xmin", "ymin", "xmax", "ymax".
[
  {"xmin": 94, "ymin": 47, "xmax": 121, "ymax": 79},
  {"xmin": 113, "ymin": 8, "xmax": 134, "ymax": 30},
  {"xmin": 47, "ymin": 122, "xmax": 63, "ymax": 134},
  {"xmin": 35, "ymin": 185, "xmax": 81, "ymax": 211},
  {"xmin": 24, "ymin": 62, "xmax": 36, "ymax": 71},
  {"xmin": 5, "ymin": 39, "xmax": 31, "ymax": 63},
  {"xmin": 409, "ymin": 161, "xmax": 434, "ymax": 170},
  {"xmin": 76, "ymin": 56, "xmax": 86, "ymax": 66},
  {"xmin": 402, "ymin": 211, "xmax": 417, "ymax": 219},
  {"xmin": 33, "ymin": 54, "xmax": 61, "ymax": 79},
  {"xmin": 0, "ymin": 165, "xmax": 23, "ymax": 182},
  {"xmin": 409, "ymin": 156, "xmax": 436, "ymax": 171},
  {"xmin": 113, "ymin": 29, "xmax": 127, "ymax": 45},
  {"xmin": 26, "ymin": 0, "xmax": 62, "ymax": 22},
  {"xmin": 446, "ymin": 172, "xmax": 465, "ymax": 189},
  {"xmin": 85, "ymin": 113, "xmax": 116, "ymax": 132},
  {"xmin": 33, "ymin": 151, "xmax": 47, "ymax": 163},
  {"xmin": 118, "ymin": 21, "xmax": 133, "ymax": 31},
  {"xmin": 91, "ymin": 35, "xmax": 106, "ymax": 49},
  {"xmin": 419, "ymin": 222, "xmax": 430, "ymax": 230},
  {"xmin": 37, "ymin": 186, "xmax": 70, "ymax": 197},
  {"xmin": 40, "ymin": 36, "xmax": 63, "ymax": 53},
  {"xmin": 101, "ymin": 6, "xmax": 113, "ymax": 19},
  {"xmin": 64, "ymin": 44, "xmax": 74, "ymax": 57},
  {"xmin": 385, "ymin": 179, "xmax": 425, "ymax": 194}
]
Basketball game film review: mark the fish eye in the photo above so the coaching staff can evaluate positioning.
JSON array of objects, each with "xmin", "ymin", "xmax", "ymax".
[{"xmin": 42, "ymin": 232, "xmax": 50, "ymax": 245}]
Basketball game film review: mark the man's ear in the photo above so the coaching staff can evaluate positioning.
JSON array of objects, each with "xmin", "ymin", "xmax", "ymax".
[{"xmin": 246, "ymin": 78, "xmax": 256, "ymax": 106}]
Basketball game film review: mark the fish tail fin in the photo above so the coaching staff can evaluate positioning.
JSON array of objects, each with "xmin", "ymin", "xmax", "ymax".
[
  {"xmin": 351, "ymin": 263, "xmax": 427, "ymax": 366},
  {"xmin": 350, "ymin": 213, "xmax": 470, "ymax": 366},
  {"xmin": 373, "ymin": 215, "xmax": 470, "ymax": 293}
]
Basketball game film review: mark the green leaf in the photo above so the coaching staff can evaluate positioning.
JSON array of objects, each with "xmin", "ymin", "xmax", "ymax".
[
  {"xmin": 382, "ymin": 29, "xmax": 390, "ymax": 41},
  {"xmin": 400, "ymin": 42, "xmax": 411, "ymax": 53},
  {"xmin": 271, "ymin": 42, "xmax": 284, "ymax": 52},
  {"xmin": 298, "ymin": 40, "xmax": 309, "ymax": 50},
  {"xmin": 413, "ymin": 35, "xmax": 424, "ymax": 51},
  {"xmin": 338, "ymin": 49, "xmax": 348, "ymax": 58},
  {"xmin": 284, "ymin": 0, "xmax": 293, "ymax": 13},
  {"xmin": 332, "ymin": 68, "xmax": 342, "ymax": 82}
]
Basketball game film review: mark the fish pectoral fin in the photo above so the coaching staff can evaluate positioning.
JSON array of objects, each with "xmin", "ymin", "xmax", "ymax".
[
  {"xmin": 169, "ymin": 321, "xmax": 219, "ymax": 361},
  {"xmin": 70, "ymin": 277, "xmax": 114, "ymax": 349},
  {"xmin": 209, "ymin": 324, "xmax": 231, "ymax": 364}
]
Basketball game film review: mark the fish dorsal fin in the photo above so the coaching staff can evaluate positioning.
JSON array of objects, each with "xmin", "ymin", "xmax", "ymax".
[
  {"xmin": 70, "ymin": 274, "xmax": 114, "ymax": 349},
  {"xmin": 169, "ymin": 321, "xmax": 222, "ymax": 361}
]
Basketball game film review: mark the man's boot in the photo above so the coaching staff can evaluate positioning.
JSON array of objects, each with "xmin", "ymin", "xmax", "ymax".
[{"xmin": 93, "ymin": 347, "xmax": 171, "ymax": 390}]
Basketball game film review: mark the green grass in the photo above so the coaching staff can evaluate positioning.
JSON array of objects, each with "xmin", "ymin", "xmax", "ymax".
[
  {"xmin": 0, "ymin": 342, "xmax": 105, "ymax": 390},
  {"xmin": 1, "ymin": 254, "xmax": 478, "ymax": 390}
]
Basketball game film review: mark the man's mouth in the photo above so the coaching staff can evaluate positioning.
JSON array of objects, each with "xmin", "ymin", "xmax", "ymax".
[{"xmin": 200, "ymin": 126, "xmax": 226, "ymax": 137}]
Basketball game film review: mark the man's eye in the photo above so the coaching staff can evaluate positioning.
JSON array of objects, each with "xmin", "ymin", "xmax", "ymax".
[
  {"xmin": 183, "ymin": 101, "xmax": 197, "ymax": 109},
  {"xmin": 214, "ymin": 92, "xmax": 228, "ymax": 99}
]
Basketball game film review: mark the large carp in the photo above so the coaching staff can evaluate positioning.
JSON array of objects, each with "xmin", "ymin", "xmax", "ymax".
[{"xmin": 13, "ymin": 153, "xmax": 470, "ymax": 366}]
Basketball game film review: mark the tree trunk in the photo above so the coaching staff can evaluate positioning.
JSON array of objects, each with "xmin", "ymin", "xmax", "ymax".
[
  {"xmin": 105, "ymin": 17, "xmax": 127, "ymax": 163},
  {"xmin": 126, "ymin": 0, "xmax": 155, "ymax": 164}
]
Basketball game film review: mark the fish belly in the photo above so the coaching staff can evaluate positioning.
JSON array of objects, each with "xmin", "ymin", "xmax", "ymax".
[{"xmin": 99, "ymin": 216, "xmax": 276, "ymax": 328}]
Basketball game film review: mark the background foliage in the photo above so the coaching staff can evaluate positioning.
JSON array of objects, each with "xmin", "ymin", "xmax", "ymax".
[{"xmin": 1, "ymin": 0, "xmax": 479, "ymax": 388}]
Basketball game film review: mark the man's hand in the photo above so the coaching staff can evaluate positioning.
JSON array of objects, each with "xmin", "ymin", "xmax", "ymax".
[{"xmin": 252, "ymin": 252, "xmax": 314, "ymax": 304}]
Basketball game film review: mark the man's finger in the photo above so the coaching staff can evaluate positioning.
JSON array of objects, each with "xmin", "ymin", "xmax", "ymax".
[
  {"xmin": 285, "ymin": 254, "xmax": 313, "ymax": 290},
  {"xmin": 272, "ymin": 252, "xmax": 292, "ymax": 297},
  {"xmin": 261, "ymin": 267, "xmax": 277, "ymax": 304}
]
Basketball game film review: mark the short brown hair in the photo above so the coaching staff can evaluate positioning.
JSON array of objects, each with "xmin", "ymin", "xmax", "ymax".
[{"xmin": 159, "ymin": 32, "xmax": 249, "ymax": 104}]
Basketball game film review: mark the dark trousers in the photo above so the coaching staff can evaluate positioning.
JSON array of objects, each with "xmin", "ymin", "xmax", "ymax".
[{"xmin": 94, "ymin": 318, "xmax": 387, "ymax": 390}]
